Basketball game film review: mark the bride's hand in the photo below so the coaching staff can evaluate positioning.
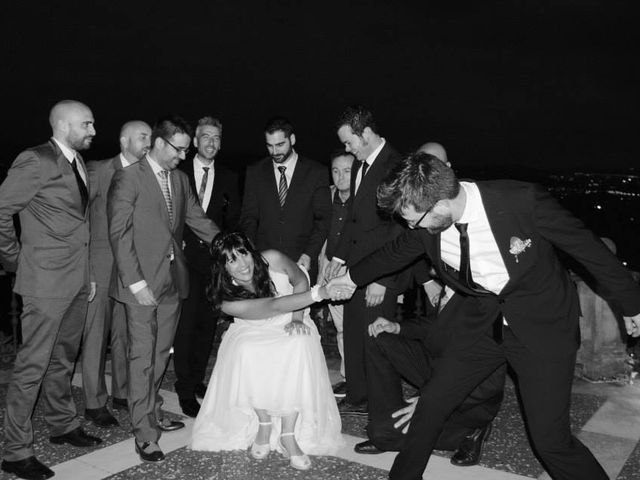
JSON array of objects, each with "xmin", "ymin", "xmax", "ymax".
[{"xmin": 285, "ymin": 320, "xmax": 310, "ymax": 336}]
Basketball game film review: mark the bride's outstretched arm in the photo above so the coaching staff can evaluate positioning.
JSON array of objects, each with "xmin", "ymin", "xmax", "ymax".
[{"xmin": 221, "ymin": 250, "xmax": 343, "ymax": 320}]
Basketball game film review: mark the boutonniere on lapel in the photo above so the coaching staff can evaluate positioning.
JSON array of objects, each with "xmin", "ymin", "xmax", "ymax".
[{"xmin": 509, "ymin": 236, "xmax": 532, "ymax": 263}]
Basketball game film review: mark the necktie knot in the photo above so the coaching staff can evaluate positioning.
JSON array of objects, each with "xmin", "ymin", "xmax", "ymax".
[
  {"xmin": 455, "ymin": 223, "xmax": 468, "ymax": 234},
  {"xmin": 159, "ymin": 170, "xmax": 169, "ymax": 179},
  {"xmin": 277, "ymin": 166, "xmax": 288, "ymax": 206},
  {"xmin": 360, "ymin": 160, "xmax": 369, "ymax": 176},
  {"xmin": 203, "ymin": 167, "xmax": 209, "ymax": 173}
]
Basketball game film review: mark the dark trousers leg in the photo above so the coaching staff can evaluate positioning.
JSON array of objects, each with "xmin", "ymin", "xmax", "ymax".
[
  {"xmin": 504, "ymin": 329, "xmax": 608, "ymax": 480},
  {"xmin": 110, "ymin": 299, "xmax": 128, "ymax": 399},
  {"xmin": 365, "ymin": 332, "xmax": 430, "ymax": 451},
  {"xmin": 173, "ymin": 268, "xmax": 217, "ymax": 400},
  {"xmin": 3, "ymin": 292, "xmax": 87, "ymax": 461},
  {"xmin": 343, "ymin": 286, "xmax": 398, "ymax": 404},
  {"xmin": 366, "ymin": 332, "xmax": 505, "ymax": 452},
  {"xmin": 389, "ymin": 334, "xmax": 505, "ymax": 480},
  {"xmin": 81, "ymin": 287, "xmax": 111, "ymax": 409}
]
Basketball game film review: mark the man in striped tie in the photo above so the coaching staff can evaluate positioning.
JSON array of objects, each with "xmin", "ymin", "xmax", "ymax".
[
  {"xmin": 107, "ymin": 116, "xmax": 220, "ymax": 463},
  {"xmin": 239, "ymin": 116, "xmax": 330, "ymax": 281}
]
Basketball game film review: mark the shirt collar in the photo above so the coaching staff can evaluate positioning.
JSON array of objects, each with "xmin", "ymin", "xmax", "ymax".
[
  {"xmin": 456, "ymin": 181, "xmax": 481, "ymax": 225},
  {"xmin": 52, "ymin": 137, "xmax": 76, "ymax": 162},
  {"xmin": 146, "ymin": 154, "xmax": 166, "ymax": 175},
  {"xmin": 119, "ymin": 153, "xmax": 130, "ymax": 167},
  {"xmin": 194, "ymin": 154, "xmax": 214, "ymax": 170},
  {"xmin": 273, "ymin": 149, "xmax": 298, "ymax": 171},
  {"xmin": 364, "ymin": 137, "xmax": 386, "ymax": 166}
]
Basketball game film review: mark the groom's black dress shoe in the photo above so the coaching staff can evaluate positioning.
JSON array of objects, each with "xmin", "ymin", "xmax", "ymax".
[
  {"xmin": 112, "ymin": 397, "xmax": 128, "ymax": 411},
  {"xmin": 50, "ymin": 427, "xmax": 102, "ymax": 447},
  {"xmin": 354, "ymin": 440, "xmax": 384, "ymax": 454},
  {"xmin": 450, "ymin": 422, "xmax": 492, "ymax": 466},
  {"xmin": 179, "ymin": 397, "xmax": 200, "ymax": 418},
  {"xmin": 1, "ymin": 456, "xmax": 54, "ymax": 480}
]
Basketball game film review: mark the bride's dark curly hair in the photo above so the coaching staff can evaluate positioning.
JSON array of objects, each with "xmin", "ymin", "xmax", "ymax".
[{"xmin": 207, "ymin": 231, "xmax": 275, "ymax": 313}]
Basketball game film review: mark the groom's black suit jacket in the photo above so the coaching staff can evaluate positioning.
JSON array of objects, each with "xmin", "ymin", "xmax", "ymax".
[{"xmin": 351, "ymin": 180, "xmax": 640, "ymax": 358}]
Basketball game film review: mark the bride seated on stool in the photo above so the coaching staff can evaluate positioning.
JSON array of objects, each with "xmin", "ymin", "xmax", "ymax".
[{"xmin": 191, "ymin": 232, "xmax": 344, "ymax": 470}]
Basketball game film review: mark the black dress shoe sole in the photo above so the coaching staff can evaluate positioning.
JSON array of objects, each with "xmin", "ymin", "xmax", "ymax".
[
  {"xmin": 354, "ymin": 445, "xmax": 385, "ymax": 455},
  {"xmin": 135, "ymin": 444, "xmax": 165, "ymax": 463}
]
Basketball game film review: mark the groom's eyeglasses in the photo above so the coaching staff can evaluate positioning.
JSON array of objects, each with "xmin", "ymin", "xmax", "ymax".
[
  {"xmin": 163, "ymin": 137, "xmax": 190, "ymax": 156},
  {"xmin": 406, "ymin": 209, "xmax": 429, "ymax": 229}
]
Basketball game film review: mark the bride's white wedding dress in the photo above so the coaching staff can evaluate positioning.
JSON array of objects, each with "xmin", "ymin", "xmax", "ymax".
[{"xmin": 191, "ymin": 269, "xmax": 343, "ymax": 455}]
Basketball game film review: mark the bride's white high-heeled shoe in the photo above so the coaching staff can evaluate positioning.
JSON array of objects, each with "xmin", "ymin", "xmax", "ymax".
[
  {"xmin": 278, "ymin": 432, "xmax": 311, "ymax": 470},
  {"xmin": 250, "ymin": 422, "xmax": 272, "ymax": 460}
]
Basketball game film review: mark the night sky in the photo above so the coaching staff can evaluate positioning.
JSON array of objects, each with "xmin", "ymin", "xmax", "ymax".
[{"xmin": 4, "ymin": 1, "xmax": 638, "ymax": 173}]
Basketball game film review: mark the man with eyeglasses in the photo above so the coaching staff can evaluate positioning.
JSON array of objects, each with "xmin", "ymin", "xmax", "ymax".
[
  {"xmin": 329, "ymin": 152, "xmax": 640, "ymax": 480},
  {"xmin": 107, "ymin": 115, "xmax": 220, "ymax": 463}
]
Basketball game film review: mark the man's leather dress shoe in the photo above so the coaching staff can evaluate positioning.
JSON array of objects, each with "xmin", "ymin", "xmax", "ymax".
[
  {"xmin": 450, "ymin": 423, "xmax": 492, "ymax": 466},
  {"xmin": 85, "ymin": 406, "xmax": 119, "ymax": 427},
  {"xmin": 354, "ymin": 440, "xmax": 384, "ymax": 454},
  {"xmin": 135, "ymin": 441, "xmax": 165, "ymax": 462},
  {"xmin": 179, "ymin": 397, "xmax": 200, "ymax": 418},
  {"xmin": 158, "ymin": 419, "xmax": 185, "ymax": 431},
  {"xmin": 50, "ymin": 427, "xmax": 102, "ymax": 447},
  {"xmin": 1, "ymin": 456, "xmax": 54, "ymax": 480}
]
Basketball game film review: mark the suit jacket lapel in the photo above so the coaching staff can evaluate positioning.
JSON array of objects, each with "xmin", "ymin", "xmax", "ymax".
[
  {"xmin": 170, "ymin": 170, "xmax": 182, "ymax": 231},
  {"xmin": 51, "ymin": 141, "xmax": 86, "ymax": 215},
  {"xmin": 477, "ymin": 183, "xmax": 517, "ymax": 294}
]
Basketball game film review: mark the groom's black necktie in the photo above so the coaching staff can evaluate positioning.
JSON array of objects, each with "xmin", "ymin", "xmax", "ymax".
[{"xmin": 455, "ymin": 223, "xmax": 503, "ymax": 342}]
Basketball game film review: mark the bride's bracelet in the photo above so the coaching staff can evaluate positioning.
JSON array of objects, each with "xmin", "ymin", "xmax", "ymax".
[{"xmin": 310, "ymin": 285, "xmax": 323, "ymax": 302}]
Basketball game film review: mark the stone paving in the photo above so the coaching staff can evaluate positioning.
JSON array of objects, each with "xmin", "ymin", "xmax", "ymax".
[{"xmin": 1, "ymin": 348, "xmax": 639, "ymax": 480}]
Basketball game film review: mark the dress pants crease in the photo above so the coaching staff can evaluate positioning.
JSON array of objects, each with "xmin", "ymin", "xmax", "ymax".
[{"xmin": 125, "ymin": 299, "xmax": 181, "ymax": 444}]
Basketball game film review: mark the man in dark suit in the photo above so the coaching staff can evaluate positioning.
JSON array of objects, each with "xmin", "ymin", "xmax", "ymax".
[
  {"xmin": 0, "ymin": 100, "xmax": 102, "ymax": 480},
  {"xmin": 173, "ymin": 116, "xmax": 240, "ymax": 417},
  {"xmin": 108, "ymin": 116, "xmax": 220, "ymax": 462},
  {"xmin": 330, "ymin": 152, "xmax": 640, "ymax": 480},
  {"xmin": 239, "ymin": 116, "xmax": 330, "ymax": 278},
  {"xmin": 324, "ymin": 106, "xmax": 408, "ymax": 413},
  {"xmin": 81, "ymin": 120, "xmax": 152, "ymax": 428}
]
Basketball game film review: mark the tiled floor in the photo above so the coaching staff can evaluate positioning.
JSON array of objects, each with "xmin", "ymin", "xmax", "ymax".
[{"xmin": 1, "ymin": 352, "xmax": 639, "ymax": 480}]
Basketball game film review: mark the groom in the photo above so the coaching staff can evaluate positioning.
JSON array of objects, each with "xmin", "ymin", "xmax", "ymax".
[{"xmin": 329, "ymin": 151, "xmax": 640, "ymax": 480}]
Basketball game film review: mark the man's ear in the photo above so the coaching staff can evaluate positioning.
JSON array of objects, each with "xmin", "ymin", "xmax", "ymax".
[
  {"xmin": 193, "ymin": 136, "xmax": 199, "ymax": 148},
  {"xmin": 289, "ymin": 133, "xmax": 296, "ymax": 147}
]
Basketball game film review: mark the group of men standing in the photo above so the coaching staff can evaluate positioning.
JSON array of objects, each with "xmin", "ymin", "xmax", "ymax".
[{"xmin": 1, "ymin": 99, "xmax": 638, "ymax": 480}]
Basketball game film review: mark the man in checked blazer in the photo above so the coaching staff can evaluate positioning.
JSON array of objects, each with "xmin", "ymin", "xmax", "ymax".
[
  {"xmin": 108, "ymin": 115, "xmax": 219, "ymax": 463},
  {"xmin": 239, "ymin": 116, "xmax": 330, "ymax": 280},
  {"xmin": 0, "ymin": 100, "xmax": 102, "ymax": 480},
  {"xmin": 330, "ymin": 152, "xmax": 640, "ymax": 480}
]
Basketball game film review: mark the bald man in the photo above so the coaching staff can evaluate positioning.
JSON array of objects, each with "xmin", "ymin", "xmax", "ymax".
[
  {"xmin": 81, "ymin": 121, "xmax": 152, "ymax": 428},
  {"xmin": 0, "ymin": 100, "xmax": 102, "ymax": 480},
  {"xmin": 418, "ymin": 141, "xmax": 449, "ymax": 167}
]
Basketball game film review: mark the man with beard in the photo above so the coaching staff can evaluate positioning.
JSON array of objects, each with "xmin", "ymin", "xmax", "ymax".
[
  {"xmin": 0, "ymin": 100, "xmax": 102, "ymax": 480},
  {"xmin": 174, "ymin": 116, "xmax": 240, "ymax": 417},
  {"xmin": 108, "ymin": 115, "xmax": 219, "ymax": 463},
  {"xmin": 239, "ymin": 116, "xmax": 330, "ymax": 280},
  {"xmin": 329, "ymin": 152, "xmax": 640, "ymax": 480},
  {"xmin": 81, "ymin": 121, "xmax": 152, "ymax": 428}
]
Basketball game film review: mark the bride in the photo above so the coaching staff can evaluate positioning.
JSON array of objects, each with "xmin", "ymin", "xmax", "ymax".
[{"xmin": 191, "ymin": 232, "xmax": 344, "ymax": 470}]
